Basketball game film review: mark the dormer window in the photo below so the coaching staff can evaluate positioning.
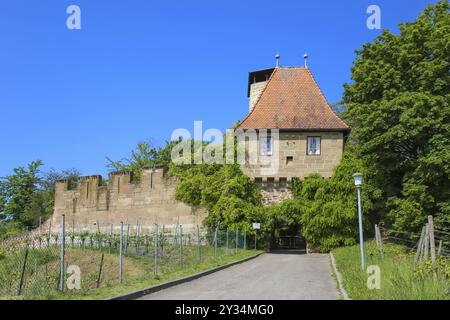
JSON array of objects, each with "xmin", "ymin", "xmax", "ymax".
[
  {"xmin": 260, "ymin": 136, "xmax": 273, "ymax": 156},
  {"xmin": 307, "ymin": 137, "xmax": 321, "ymax": 155}
]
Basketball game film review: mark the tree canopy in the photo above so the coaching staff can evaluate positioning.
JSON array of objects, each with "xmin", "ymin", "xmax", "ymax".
[
  {"xmin": 0, "ymin": 162, "xmax": 80, "ymax": 238},
  {"xmin": 342, "ymin": 0, "xmax": 450, "ymax": 231}
]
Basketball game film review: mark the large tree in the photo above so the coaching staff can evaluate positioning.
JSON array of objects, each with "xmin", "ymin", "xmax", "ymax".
[
  {"xmin": 342, "ymin": 1, "xmax": 450, "ymax": 230},
  {"xmin": 0, "ymin": 162, "xmax": 80, "ymax": 235}
]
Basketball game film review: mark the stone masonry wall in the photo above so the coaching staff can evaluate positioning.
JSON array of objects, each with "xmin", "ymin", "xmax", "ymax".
[
  {"xmin": 242, "ymin": 130, "xmax": 344, "ymax": 204},
  {"xmin": 52, "ymin": 167, "xmax": 206, "ymax": 230},
  {"xmin": 249, "ymin": 81, "xmax": 268, "ymax": 112}
]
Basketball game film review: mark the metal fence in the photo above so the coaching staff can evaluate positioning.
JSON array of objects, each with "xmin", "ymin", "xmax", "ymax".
[
  {"xmin": 373, "ymin": 216, "xmax": 450, "ymax": 262},
  {"xmin": 0, "ymin": 215, "xmax": 252, "ymax": 299}
]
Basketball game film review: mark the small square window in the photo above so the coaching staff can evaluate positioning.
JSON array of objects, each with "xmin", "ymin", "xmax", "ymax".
[
  {"xmin": 286, "ymin": 156, "xmax": 294, "ymax": 166},
  {"xmin": 307, "ymin": 137, "xmax": 321, "ymax": 155},
  {"xmin": 260, "ymin": 137, "xmax": 273, "ymax": 156}
]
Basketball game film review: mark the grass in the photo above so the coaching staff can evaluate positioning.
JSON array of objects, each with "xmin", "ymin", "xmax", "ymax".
[
  {"xmin": 332, "ymin": 241, "xmax": 450, "ymax": 300},
  {"xmin": 53, "ymin": 248, "xmax": 261, "ymax": 300},
  {"xmin": 0, "ymin": 243, "xmax": 261, "ymax": 300}
]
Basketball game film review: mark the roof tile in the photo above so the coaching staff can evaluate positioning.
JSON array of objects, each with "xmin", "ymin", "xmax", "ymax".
[{"xmin": 238, "ymin": 67, "xmax": 350, "ymax": 130}]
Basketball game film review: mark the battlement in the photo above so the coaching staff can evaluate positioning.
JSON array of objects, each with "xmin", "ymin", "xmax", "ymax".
[{"xmin": 53, "ymin": 167, "xmax": 205, "ymax": 228}]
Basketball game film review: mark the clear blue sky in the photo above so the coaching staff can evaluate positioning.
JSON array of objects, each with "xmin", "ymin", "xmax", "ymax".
[{"xmin": 0, "ymin": 0, "xmax": 437, "ymax": 177}]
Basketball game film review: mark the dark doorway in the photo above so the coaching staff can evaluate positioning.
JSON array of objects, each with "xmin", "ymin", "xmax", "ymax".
[{"xmin": 270, "ymin": 235, "xmax": 307, "ymax": 254}]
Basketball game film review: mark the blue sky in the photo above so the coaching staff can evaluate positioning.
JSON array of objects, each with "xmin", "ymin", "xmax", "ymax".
[{"xmin": 0, "ymin": 0, "xmax": 438, "ymax": 177}]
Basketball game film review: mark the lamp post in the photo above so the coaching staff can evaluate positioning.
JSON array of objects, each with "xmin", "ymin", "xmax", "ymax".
[{"xmin": 353, "ymin": 173, "xmax": 365, "ymax": 270}]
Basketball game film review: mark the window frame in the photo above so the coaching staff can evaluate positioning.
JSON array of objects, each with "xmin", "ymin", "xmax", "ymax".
[
  {"xmin": 259, "ymin": 136, "xmax": 273, "ymax": 156},
  {"xmin": 306, "ymin": 136, "xmax": 321, "ymax": 156}
]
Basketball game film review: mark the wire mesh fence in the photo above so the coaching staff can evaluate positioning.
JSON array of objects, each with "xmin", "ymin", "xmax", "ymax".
[
  {"xmin": 378, "ymin": 219, "xmax": 450, "ymax": 259},
  {"xmin": 0, "ymin": 216, "xmax": 254, "ymax": 299}
]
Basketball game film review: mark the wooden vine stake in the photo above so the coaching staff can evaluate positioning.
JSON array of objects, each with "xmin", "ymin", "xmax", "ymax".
[
  {"xmin": 427, "ymin": 216, "xmax": 436, "ymax": 266},
  {"xmin": 375, "ymin": 224, "xmax": 384, "ymax": 259},
  {"xmin": 424, "ymin": 223, "xmax": 430, "ymax": 260},
  {"xmin": 415, "ymin": 226, "xmax": 426, "ymax": 263}
]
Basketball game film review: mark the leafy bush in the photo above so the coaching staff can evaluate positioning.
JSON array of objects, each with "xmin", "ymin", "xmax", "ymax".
[{"xmin": 293, "ymin": 149, "xmax": 382, "ymax": 252}]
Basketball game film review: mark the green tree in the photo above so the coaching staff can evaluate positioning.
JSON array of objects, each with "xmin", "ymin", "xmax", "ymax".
[
  {"xmin": 342, "ymin": 1, "xmax": 450, "ymax": 231},
  {"xmin": 0, "ymin": 162, "xmax": 80, "ymax": 235},
  {"xmin": 290, "ymin": 148, "xmax": 383, "ymax": 252},
  {"xmin": 106, "ymin": 140, "xmax": 177, "ymax": 182},
  {"xmin": 0, "ymin": 161, "xmax": 46, "ymax": 227}
]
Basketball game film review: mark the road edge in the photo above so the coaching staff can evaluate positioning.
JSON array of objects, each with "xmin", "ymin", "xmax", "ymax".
[
  {"xmin": 329, "ymin": 252, "xmax": 351, "ymax": 300},
  {"xmin": 107, "ymin": 252, "xmax": 264, "ymax": 300}
]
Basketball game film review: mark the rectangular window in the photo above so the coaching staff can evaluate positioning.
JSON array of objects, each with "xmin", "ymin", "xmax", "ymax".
[
  {"xmin": 260, "ymin": 136, "xmax": 273, "ymax": 156},
  {"xmin": 286, "ymin": 156, "xmax": 293, "ymax": 166},
  {"xmin": 307, "ymin": 137, "xmax": 321, "ymax": 155}
]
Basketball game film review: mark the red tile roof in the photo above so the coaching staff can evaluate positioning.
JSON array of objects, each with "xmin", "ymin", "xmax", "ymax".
[{"xmin": 238, "ymin": 67, "xmax": 350, "ymax": 131}]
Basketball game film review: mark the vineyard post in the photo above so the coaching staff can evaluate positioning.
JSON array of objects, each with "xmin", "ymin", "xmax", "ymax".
[
  {"xmin": 424, "ymin": 223, "xmax": 430, "ymax": 259},
  {"xmin": 119, "ymin": 222, "xmax": 124, "ymax": 283},
  {"xmin": 226, "ymin": 228, "xmax": 229, "ymax": 253},
  {"xmin": 197, "ymin": 225, "xmax": 201, "ymax": 263},
  {"xmin": 59, "ymin": 214, "xmax": 66, "ymax": 292},
  {"xmin": 235, "ymin": 228, "xmax": 239, "ymax": 254},
  {"xmin": 428, "ymin": 216, "xmax": 436, "ymax": 265},
  {"xmin": 415, "ymin": 226, "xmax": 426, "ymax": 263},
  {"xmin": 154, "ymin": 224, "xmax": 158, "ymax": 276},
  {"xmin": 180, "ymin": 225, "xmax": 184, "ymax": 268}
]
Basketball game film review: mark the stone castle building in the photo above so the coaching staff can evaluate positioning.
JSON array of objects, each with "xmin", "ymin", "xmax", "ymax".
[
  {"xmin": 53, "ymin": 65, "xmax": 349, "ymax": 227},
  {"xmin": 238, "ymin": 66, "xmax": 350, "ymax": 204}
]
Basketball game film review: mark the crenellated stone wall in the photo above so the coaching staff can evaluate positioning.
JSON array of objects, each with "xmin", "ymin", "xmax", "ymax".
[{"xmin": 52, "ymin": 167, "xmax": 206, "ymax": 229}]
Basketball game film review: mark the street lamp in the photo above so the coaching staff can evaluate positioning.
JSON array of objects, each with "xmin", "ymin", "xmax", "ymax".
[{"xmin": 353, "ymin": 173, "xmax": 365, "ymax": 270}]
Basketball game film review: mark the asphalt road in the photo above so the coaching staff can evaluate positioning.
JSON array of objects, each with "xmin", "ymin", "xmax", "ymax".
[{"xmin": 139, "ymin": 253, "xmax": 339, "ymax": 300}]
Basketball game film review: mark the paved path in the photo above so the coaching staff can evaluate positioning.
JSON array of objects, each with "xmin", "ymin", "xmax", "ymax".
[{"xmin": 139, "ymin": 253, "xmax": 339, "ymax": 300}]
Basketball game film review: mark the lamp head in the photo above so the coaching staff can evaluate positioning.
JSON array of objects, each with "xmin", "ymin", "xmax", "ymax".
[{"xmin": 353, "ymin": 173, "xmax": 363, "ymax": 187}]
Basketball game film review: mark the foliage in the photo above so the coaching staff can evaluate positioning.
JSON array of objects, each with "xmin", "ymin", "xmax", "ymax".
[
  {"xmin": 333, "ymin": 241, "xmax": 449, "ymax": 300},
  {"xmin": 106, "ymin": 140, "xmax": 177, "ymax": 182},
  {"xmin": 292, "ymin": 149, "xmax": 381, "ymax": 252},
  {"xmin": 171, "ymin": 162, "xmax": 263, "ymax": 235},
  {"xmin": 0, "ymin": 162, "xmax": 80, "ymax": 236},
  {"xmin": 342, "ymin": 1, "xmax": 450, "ymax": 231}
]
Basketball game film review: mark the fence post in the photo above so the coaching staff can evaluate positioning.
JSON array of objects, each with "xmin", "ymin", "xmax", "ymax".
[
  {"xmin": 235, "ymin": 228, "xmax": 239, "ymax": 254},
  {"xmin": 437, "ymin": 240, "xmax": 442, "ymax": 257},
  {"xmin": 96, "ymin": 253, "xmax": 105, "ymax": 289},
  {"xmin": 424, "ymin": 223, "xmax": 430, "ymax": 260},
  {"xmin": 154, "ymin": 224, "xmax": 158, "ymax": 276},
  {"xmin": 180, "ymin": 225, "xmax": 184, "ymax": 268},
  {"xmin": 59, "ymin": 214, "xmax": 66, "ymax": 292},
  {"xmin": 226, "ymin": 228, "xmax": 229, "ymax": 253},
  {"xmin": 197, "ymin": 225, "xmax": 201, "ymax": 263},
  {"xmin": 17, "ymin": 244, "xmax": 29, "ymax": 296},
  {"xmin": 214, "ymin": 227, "xmax": 218, "ymax": 258},
  {"xmin": 376, "ymin": 225, "xmax": 384, "ymax": 259},
  {"xmin": 119, "ymin": 221, "xmax": 123, "ymax": 283},
  {"xmin": 375, "ymin": 224, "xmax": 379, "ymax": 246},
  {"xmin": 244, "ymin": 230, "xmax": 247, "ymax": 250},
  {"xmin": 47, "ymin": 219, "xmax": 52, "ymax": 248},
  {"xmin": 109, "ymin": 224, "xmax": 113, "ymax": 253},
  {"xmin": 428, "ymin": 216, "xmax": 436, "ymax": 265},
  {"xmin": 125, "ymin": 224, "xmax": 130, "ymax": 254},
  {"xmin": 415, "ymin": 226, "xmax": 426, "ymax": 263}
]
